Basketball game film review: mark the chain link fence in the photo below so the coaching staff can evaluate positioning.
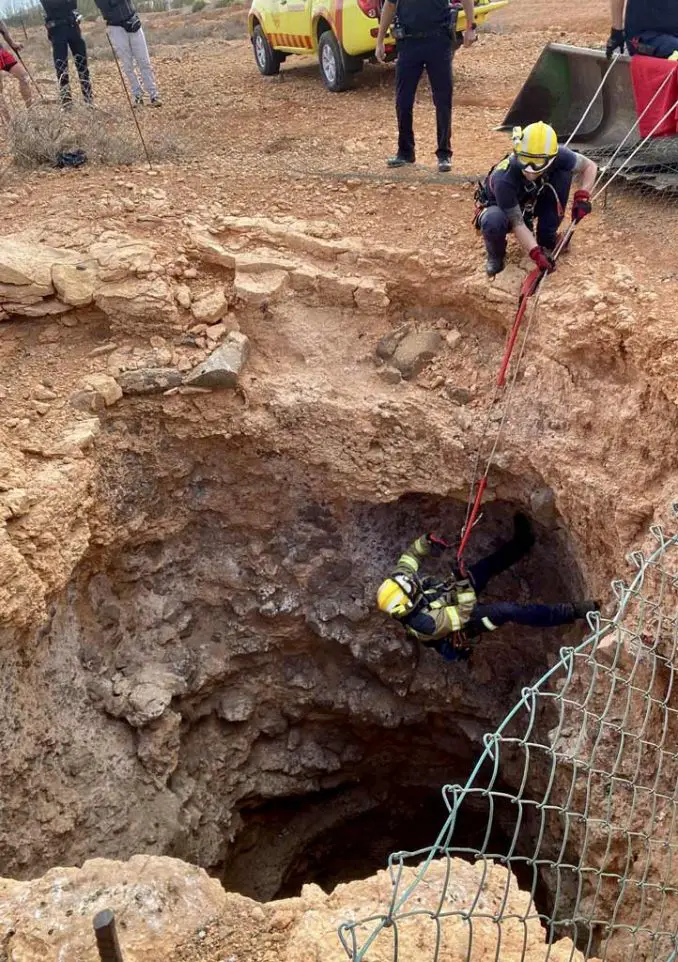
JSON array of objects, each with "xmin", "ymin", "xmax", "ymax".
[{"xmin": 339, "ymin": 504, "xmax": 678, "ymax": 962}]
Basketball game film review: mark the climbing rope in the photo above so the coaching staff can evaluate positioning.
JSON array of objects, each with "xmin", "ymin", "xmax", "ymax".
[{"xmin": 341, "ymin": 505, "xmax": 678, "ymax": 962}]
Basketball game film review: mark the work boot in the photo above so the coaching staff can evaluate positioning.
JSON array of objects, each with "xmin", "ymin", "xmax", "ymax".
[
  {"xmin": 387, "ymin": 155, "xmax": 415, "ymax": 168},
  {"xmin": 512, "ymin": 512, "xmax": 535, "ymax": 551},
  {"xmin": 573, "ymin": 599, "xmax": 601, "ymax": 620},
  {"xmin": 485, "ymin": 254, "xmax": 505, "ymax": 277},
  {"xmin": 133, "ymin": 93, "xmax": 144, "ymax": 107},
  {"xmin": 150, "ymin": 95, "xmax": 162, "ymax": 107},
  {"xmin": 438, "ymin": 157, "xmax": 452, "ymax": 173}
]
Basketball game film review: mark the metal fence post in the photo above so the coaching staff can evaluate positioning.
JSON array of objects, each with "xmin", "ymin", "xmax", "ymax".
[{"xmin": 93, "ymin": 909, "xmax": 124, "ymax": 962}]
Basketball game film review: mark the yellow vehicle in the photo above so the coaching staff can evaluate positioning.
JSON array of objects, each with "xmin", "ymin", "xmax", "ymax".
[{"xmin": 248, "ymin": 0, "xmax": 509, "ymax": 92}]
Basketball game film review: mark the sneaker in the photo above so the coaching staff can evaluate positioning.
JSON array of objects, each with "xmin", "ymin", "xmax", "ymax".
[
  {"xmin": 386, "ymin": 155, "xmax": 415, "ymax": 168},
  {"xmin": 485, "ymin": 255, "xmax": 505, "ymax": 277},
  {"xmin": 133, "ymin": 94, "xmax": 144, "ymax": 107},
  {"xmin": 150, "ymin": 96, "xmax": 162, "ymax": 107},
  {"xmin": 438, "ymin": 158, "xmax": 452, "ymax": 173}
]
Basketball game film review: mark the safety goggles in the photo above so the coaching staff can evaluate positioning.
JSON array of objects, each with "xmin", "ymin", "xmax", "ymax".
[{"xmin": 515, "ymin": 153, "xmax": 556, "ymax": 175}]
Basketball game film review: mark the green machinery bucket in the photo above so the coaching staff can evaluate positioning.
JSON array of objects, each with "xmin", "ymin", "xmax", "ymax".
[{"xmin": 500, "ymin": 43, "xmax": 639, "ymax": 149}]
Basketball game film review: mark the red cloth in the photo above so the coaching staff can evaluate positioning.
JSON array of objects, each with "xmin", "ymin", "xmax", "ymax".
[
  {"xmin": 0, "ymin": 47, "xmax": 18, "ymax": 72},
  {"xmin": 630, "ymin": 55, "xmax": 678, "ymax": 138}
]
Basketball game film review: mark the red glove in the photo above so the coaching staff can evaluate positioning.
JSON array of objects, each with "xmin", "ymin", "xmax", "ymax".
[
  {"xmin": 426, "ymin": 533, "xmax": 452, "ymax": 557},
  {"xmin": 529, "ymin": 246, "xmax": 556, "ymax": 274},
  {"xmin": 571, "ymin": 189, "xmax": 592, "ymax": 223}
]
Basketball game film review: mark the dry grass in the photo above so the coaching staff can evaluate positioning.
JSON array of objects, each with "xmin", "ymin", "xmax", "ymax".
[{"xmin": 7, "ymin": 103, "xmax": 183, "ymax": 168}]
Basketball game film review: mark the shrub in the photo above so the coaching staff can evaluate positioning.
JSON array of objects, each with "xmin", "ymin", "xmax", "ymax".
[
  {"xmin": 214, "ymin": 0, "xmax": 234, "ymax": 7},
  {"xmin": 191, "ymin": 0, "xmax": 206, "ymax": 10},
  {"xmin": 171, "ymin": 0, "xmax": 186, "ymax": 8},
  {"xmin": 7, "ymin": 104, "xmax": 182, "ymax": 169}
]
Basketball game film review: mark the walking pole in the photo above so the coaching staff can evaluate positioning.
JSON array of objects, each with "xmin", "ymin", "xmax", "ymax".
[
  {"xmin": 105, "ymin": 30, "xmax": 152, "ymax": 168},
  {"xmin": 14, "ymin": 48, "xmax": 46, "ymax": 103}
]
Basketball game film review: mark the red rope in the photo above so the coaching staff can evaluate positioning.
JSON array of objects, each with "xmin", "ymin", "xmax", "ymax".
[
  {"xmin": 497, "ymin": 267, "xmax": 542, "ymax": 387},
  {"xmin": 457, "ymin": 476, "xmax": 488, "ymax": 572}
]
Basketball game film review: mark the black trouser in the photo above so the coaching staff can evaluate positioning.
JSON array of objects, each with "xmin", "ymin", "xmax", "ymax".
[
  {"xmin": 482, "ymin": 168, "xmax": 574, "ymax": 259},
  {"xmin": 464, "ymin": 534, "xmax": 576, "ymax": 634},
  {"xmin": 395, "ymin": 33, "xmax": 454, "ymax": 162},
  {"xmin": 48, "ymin": 21, "xmax": 93, "ymax": 105}
]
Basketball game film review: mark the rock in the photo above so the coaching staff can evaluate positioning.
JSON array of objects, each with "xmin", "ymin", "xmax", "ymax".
[
  {"xmin": 0, "ymin": 237, "xmax": 74, "ymax": 293},
  {"xmin": 218, "ymin": 691, "xmax": 255, "ymax": 722},
  {"xmin": 70, "ymin": 390, "xmax": 106, "ymax": 414},
  {"xmin": 391, "ymin": 330, "xmax": 443, "ymax": 379},
  {"xmin": 205, "ymin": 321, "xmax": 228, "ymax": 342},
  {"xmin": 445, "ymin": 328, "xmax": 462, "ymax": 349},
  {"xmin": 530, "ymin": 486, "xmax": 557, "ymax": 523},
  {"xmin": 3, "ymin": 297, "xmax": 70, "ymax": 317},
  {"xmin": 184, "ymin": 333, "xmax": 250, "ymax": 389},
  {"xmin": 94, "ymin": 277, "xmax": 178, "ymax": 324},
  {"xmin": 54, "ymin": 419, "xmax": 101, "ymax": 455},
  {"xmin": 127, "ymin": 681, "xmax": 173, "ymax": 726},
  {"xmin": 89, "ymin": 237, "xmax": 158, "ymax": 281},
  {"xmin": 377, "ymin": 365, "xmax": 402, "ymax": 385},
  {"xmin": 234, "ymin": 269, "xmax": 288, "ymax": 306},
  {"xmin": 84, "ymin": 374, "xmax": 123, "ymax": 407},
  {"xmin": 188, "ymin": 228, "xmax": 237, "ymax": 269},
  {"xmin": 354, "ymin": 278, "xmax": 390, "ymax": 311},
  {"xmin": 375, "ymin": 324, "xmax": 411, "ymax": 361},
  {"xmin": 52, "ymin": 260, "xmax": 98, "ymax": 307},
  {"xmin": 446, "ymin": 385, "xmax": 473, "ymax": 405},
  {"xmin": 175, "ymin": 283, "xmax": 192, "ymax": 309},
  {"xmin": 32, "ymin": 385, "xmax": 57, "ymax": 402},
  {"xmin": 116, "ymin": 367, "xmax": 183, "ymax": 396},
  {"xmin": 191, "ymin": 287, "xmax": 228, "ymax": 324}
]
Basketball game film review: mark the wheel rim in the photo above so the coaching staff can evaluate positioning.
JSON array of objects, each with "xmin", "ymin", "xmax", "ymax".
[
  {"xmin": 321, "ymin": 43, "xmax": 337, "ymax": 84},
  {"xmin": 255, "ymin": 34, "xmax": 267, "ymax": 68}
]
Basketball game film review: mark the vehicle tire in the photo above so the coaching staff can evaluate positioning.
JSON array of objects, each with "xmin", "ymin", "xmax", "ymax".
[
  {"xmin": 253, "ymin": 24, "xmax": 282, "ymax": 76},
  {"xmin": 318, "ymin": 30, "xmax": 353, "ymax": 92}
]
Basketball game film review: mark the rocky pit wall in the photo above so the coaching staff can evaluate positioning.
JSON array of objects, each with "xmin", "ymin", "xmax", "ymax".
[{"xmin": 0, "ymin": 214, "xmax": 677, "ymax": 959}]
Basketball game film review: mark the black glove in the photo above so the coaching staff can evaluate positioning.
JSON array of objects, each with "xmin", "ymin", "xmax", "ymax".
[
  {"xmin": 606, "ymin": 28, "xmax": 625, "ymax": 59},
  {"xmin": 426, "ymin": 533, "xmax": 452, "ymax": 558},
  {"xmin": 573, "ymin": 599, "xmax": 601, "ymax": 620}
]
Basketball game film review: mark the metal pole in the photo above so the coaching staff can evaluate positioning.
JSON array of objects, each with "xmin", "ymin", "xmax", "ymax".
[
  {"xmin": 13, "ymin": 48, "xmax": 46, "ymax": 103},
  {"xmin": 93, "ymin": 909, "xmax": 125, "ymax": 962},
  {"xmin": 105, "ymin": 30, "xmax": 152, "ymax": 168},
  {"xmin": 20, "ymin": 18, "xmax": 28, "ymax": 40}
]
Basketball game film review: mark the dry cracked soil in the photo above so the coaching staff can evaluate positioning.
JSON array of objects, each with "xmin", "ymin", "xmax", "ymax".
[{"xmin": 0, "ymin": 0, "xmax": 677, "ymax": 960}]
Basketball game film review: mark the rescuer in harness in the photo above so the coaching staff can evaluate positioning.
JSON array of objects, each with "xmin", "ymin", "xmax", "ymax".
[
  {"xmin": 377, "ymin": 514, "xmax": 599, "ymax": 662},
  {"xmin": 475, "ymin": 122, "xmax": 598, "ymax": 278}
]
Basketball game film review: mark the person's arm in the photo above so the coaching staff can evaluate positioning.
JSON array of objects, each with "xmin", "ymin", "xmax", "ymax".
[
  {"xmin": 610, "ymin": 0, "xmax": 624, "ymax": 30},
  {"xmin": 461, "ymin": 0, "xmax": 475, "ymax": 48},
  {"xmin": 375, "ymin": 0, "xmax": 396, "ymax": 63},
  {"xmin": 574, "ymin": 154, "xmax": 597, "ymax": 193},
  {"xmin": 0, "ymin": 19, "xmax": 21, "ymax": 51},
  {"xmin": 606, "ymin": 0, "xmax": 625, "ymax": 57}
]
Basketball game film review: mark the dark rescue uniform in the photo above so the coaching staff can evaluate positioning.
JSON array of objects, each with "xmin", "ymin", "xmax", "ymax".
[
  {"xmin": 388, "ymin": 531, "xmax": 580, "ymax": 662},
  {"xmin": 40, "ymin": 0, "xmax": 92, "ymax": 105},
  {"xmin": 479, "ymin": 146, "xmax": 580, "ymax": 259},
  {"xmin": 386, "ymin": 0, "xmax": 455, "ymax": 163},
  {"xmin": 624, "ymin": 0, "xmax": 678, "ymax": 57}
]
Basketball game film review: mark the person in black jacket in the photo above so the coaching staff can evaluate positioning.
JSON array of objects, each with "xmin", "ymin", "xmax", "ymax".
[
  {"xmin": 607, "ymin": 0, "xmax": 678, "ymax": 58},
  {"xmin": 39, "ymin": 0, "xmax": 93, "ymax": 107},
  {"xmin": 94, "ymin": 0, "xmax": 161, "ymax": 106},
  {"xmin": 375, "ymin": 0, "xmax": 475, "ymax": 173}
]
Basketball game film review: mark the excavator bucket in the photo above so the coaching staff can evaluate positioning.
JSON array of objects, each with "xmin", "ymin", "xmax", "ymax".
[{"xmin": 500, "ymin": 43, "xmax": 639, "ymax": 149}]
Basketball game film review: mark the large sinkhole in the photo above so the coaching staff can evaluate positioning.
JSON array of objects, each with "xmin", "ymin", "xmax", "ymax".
[{"xmin": 4, "ymin": 434, "xmax": 587, "ymax": 922}]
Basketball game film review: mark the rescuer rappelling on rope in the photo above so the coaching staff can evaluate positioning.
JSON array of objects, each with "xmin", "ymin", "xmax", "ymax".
[
  {"xmin": 377, "ymin": 514, "xmax": 600, "ymax": 662},
  {"xmin": 474, "ymin": 122, "xmax": 598, "ymax": 278}
]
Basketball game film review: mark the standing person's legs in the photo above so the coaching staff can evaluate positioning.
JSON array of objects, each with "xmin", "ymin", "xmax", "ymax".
[
  {"xmin": 129, "ymin": 27, "xmax": 159, "ymax": 101},
  {"xmin": 68, "ymin": 25, "xmax": 93, "ymax": 103},
  {"xmin": 7, "ymin": 62, "xmax": 32, "ymax": 108},
  {"xmin": 108, "ymin": 25, "xmax": 141, "ymax": 99},
  {"xmin": 535, "ymin": 170, "xmax": 572, "ymax": 250},
  {"xmin": 49, "ymin": 28, "xmax": 72, "ymax": 106},
  {"xmin": 424, "ymin": 35, "xmax": 454, "ymax": 162},
  {"xmin": 394, "ymin": 40, "xmax": 425, "ymax": 163}
]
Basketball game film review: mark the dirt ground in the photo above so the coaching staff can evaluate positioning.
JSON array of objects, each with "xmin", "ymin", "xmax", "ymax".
[{"xmin": 1, "ymin": 0, "xmax": 675, "ymax": 272}]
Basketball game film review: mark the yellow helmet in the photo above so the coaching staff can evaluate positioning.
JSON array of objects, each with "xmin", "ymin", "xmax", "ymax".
[
  {"xmin": 377, "ymin": 575, "xmax": 416, "ymax": 618},
  {"xmin": 512, "ymin": 122, "xmax": 558, "ymax": 174}
]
